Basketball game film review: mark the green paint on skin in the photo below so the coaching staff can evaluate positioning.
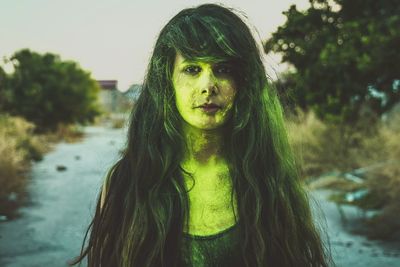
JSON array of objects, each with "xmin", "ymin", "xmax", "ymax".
[
  {"xmin": 172, "ymin": 52, "xmax": 236, "ymax": 132},
  {"xmin": 181, "ymin": 157, "xmax": 239, "ymax": 235},
  {"xmin": 172, "ymin": 52, "xmax": 239, "ymax": 235}
]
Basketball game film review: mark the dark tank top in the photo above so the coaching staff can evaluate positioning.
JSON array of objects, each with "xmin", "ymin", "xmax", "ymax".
[{"xmin": 180, "ymin": 223, "xmax": 245, "ymax": 267}]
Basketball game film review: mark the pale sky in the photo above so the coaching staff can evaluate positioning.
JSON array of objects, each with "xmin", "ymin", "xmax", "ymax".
[{"xmin": 0, "ymin": 0, "xmax": 310, "ymax": 91}]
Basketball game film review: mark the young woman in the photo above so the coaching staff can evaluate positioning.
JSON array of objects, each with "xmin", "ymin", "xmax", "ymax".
[{"xmin": 71, "ymin": 3, "xmax": 332, "ymax": 267}]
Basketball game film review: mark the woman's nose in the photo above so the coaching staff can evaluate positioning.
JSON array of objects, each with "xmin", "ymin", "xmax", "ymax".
[
  {"xmin": 201, "ymin": 71, "xmax": 218, "ymax": 95},
  {"xmin": 202, "ymin": 85, "xmax": 217, "ymax": 95}
]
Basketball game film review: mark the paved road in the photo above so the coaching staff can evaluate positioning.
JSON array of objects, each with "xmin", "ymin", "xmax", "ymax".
[
  {"xmin": 0, "ymin": 126, "xmax": 399, "ymax": 267},
  {"xmin": 0, "ymin": 126, "xmax": 126, "ymax": 267},
  {"xmin": 309, "ymin": 190, "xmax": 400, "ymax": 266}
]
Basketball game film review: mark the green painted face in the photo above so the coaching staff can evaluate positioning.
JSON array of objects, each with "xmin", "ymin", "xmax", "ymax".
[{"xmin": 172, "ymin": 52, "xmax": 237, "ymax": 130}]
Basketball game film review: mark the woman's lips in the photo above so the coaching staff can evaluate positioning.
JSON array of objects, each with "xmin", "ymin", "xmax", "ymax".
[
  {"xmin": 199, "ymin": 104, "xmax": 220, "ymax": 113},
  {"xmin": 199, "ymin": 106, "xmax": 220, "ymax": 113}
]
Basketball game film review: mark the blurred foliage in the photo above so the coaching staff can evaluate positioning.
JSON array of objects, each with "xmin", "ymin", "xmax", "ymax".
[
  {"xmin": 286, "ymin": 108, "xmax": 378, "ymax": 179},
  {"xmin": 360, "ymin": 113, "xmax": 400, "ymax": 239},
  {"xmin": 0, "ymin": 114, "xmax": 47, "ymax": 216},
  {"xmin": 0, "ymin": 49, "xmax": 101, "ymax": 130},
  {"xmin": 0, "ymin": 66, "xmax": 10, "ymax": 110},
  {"xmin": 265, "ymin": 0, "xmax": 400, "ymax": 123},
  {"xmin": 287, "ymin": 109, "xmax": 400, "ymax": 239}
]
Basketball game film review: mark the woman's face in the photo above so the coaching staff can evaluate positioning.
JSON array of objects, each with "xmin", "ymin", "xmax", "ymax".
[{"xmin": 172, "ymin": 52, "xmax": 237, "ymax": 130}]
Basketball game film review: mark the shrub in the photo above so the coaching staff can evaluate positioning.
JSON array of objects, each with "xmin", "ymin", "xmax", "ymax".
[
  {"xmin": 0, "ymin": 114, "xmax": 46, "ymax": 217},
  {"xmin": 360, "ymin": 113, "xmax": 400, "ymax": 239},
  {"xmin": 286, "ymin": 108, "xmax": 400, "ymax": 240},
  {"xmin": 4, "ymin": 49, "xmax": 102, "ymax": 130},
  {"xmin": 285, "ymin": 108, "xmax": 370, "ymax": 179},
  {"xmin": 45, "ymin": 123, "xmax": 85, "ymax": 143}
]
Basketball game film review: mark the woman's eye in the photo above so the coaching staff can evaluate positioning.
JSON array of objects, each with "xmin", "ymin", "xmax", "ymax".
[
  {"xmin": 215, "ymin": 65, "xmax": 233, "ymax": 75},
  {"xmin": 184, "ymin": 66, "xmax": 201, "ymax": 75}
]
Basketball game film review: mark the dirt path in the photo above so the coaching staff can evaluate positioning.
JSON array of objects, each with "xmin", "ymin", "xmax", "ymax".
[
  {"xmin": 0, "ymin": 126, "xmax": 399, "ymax": 267},
  {"xmin": 310, "ymin": 190, "xmax": 400, "ymax": 266},
  {"xmin": 0, "ymin": 126, "xmax": 126, "ymax": 267}
]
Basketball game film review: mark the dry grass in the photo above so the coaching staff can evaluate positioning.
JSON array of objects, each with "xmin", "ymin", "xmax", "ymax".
[
  {"xmin": 45, "ymin": 123, "xmax": 85, "ymax": 143},
  {"xmin": 0, "ymin": 114, "xmax": 85, "ymax": 218},
  {"xmin": 111, "ymin": 117, "xmax": 127, "ymax": 129},
  {"xmin": 38, "ymin": 123, "xmax": 84, "ymax": 147},
  {"xmin": 93, "ymin": 112, "xmax": 128, "ymax": 129},
  {"xmin": 0, "ymin": 114, "xmax": 47, "ymax": 216},
  {"xmin": 286, "ymin": 108, "xmax": 368, "ymax": 179},
  {"xmin": 286, "ymin": 109, "xmax": 400, "ymax": 240},
  {"xmin": 360, "ymin": 114, "xmax": 400, "ymax": 239}
]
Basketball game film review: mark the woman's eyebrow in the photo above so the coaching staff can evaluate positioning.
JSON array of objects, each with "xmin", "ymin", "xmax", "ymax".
[
  {"xmin": 181, "ymin": 59, "xmax": 233, "ymax": 66},
  {"xmin": 181, "ymin": 59, "xmax": 199, "ymax": 64},
  {"xmin": 214, "ymin": 61, "xmax": 232, "ymax": 65}
]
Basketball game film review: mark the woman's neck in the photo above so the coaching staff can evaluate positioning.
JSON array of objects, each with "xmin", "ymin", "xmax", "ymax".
[{"xmin": 181, "ymin": 122, "xmax": 225, "ymax": 166}]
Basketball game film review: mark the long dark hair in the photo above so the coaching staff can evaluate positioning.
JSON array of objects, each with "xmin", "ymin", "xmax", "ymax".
[{"xmin": 70, "ymin": 4, "xmax": 332, "ymax": 266}]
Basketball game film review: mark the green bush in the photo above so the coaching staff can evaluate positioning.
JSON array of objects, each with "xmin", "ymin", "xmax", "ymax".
[{"xmin": 3, "ymin": 49, "xmax": 102, "ymax": 130}]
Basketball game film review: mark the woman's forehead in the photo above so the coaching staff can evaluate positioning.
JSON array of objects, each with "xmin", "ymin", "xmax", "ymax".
[
  {"xmin": 175, "ymin": 51, "xmax": 234, "ymax": 65},
  {"xmin": 174, "ymin": 52, "xmax": 187, "ymax": 64}
]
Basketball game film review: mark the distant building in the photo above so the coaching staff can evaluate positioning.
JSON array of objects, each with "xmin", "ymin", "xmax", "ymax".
[
  {"xmin": 124, "ymin": 84, "xmax": 142, "ymax": 102},
  {"xmin": 97, "ymin": 80, "xmax": 120, "ymax": 112}
]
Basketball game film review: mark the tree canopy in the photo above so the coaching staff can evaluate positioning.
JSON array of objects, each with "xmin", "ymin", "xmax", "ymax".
[
  {"xmin": 0, "ymin": 66, "xmax": 7, "ymax": 110},
  {"xmin": 265, "ymin": 0, "xmax": 400, "ymax": 123},
  {"xmin": 2, "ymin": 49, "xmax": 101, "ymax": 130}
]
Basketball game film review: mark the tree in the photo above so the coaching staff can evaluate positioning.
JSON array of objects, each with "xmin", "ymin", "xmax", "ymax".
[
  {"xmin": 0, "ymin": 66, "xmax": 7, "ymax": 110},
  {"xmin": 265, "ymin": 0, "xmax": 400, "ymax": 123},
  {"xmin": 5, "ymin": 49, "xmax": 101, "ymax": 130}
]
